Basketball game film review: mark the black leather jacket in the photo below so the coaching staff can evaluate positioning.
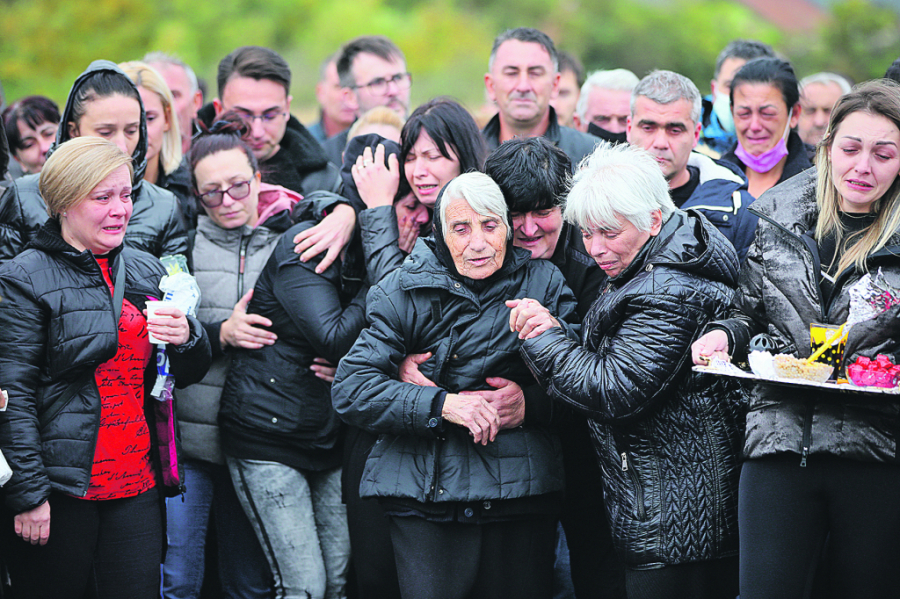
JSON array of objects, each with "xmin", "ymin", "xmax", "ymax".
[
  {"xmin": 520, "ymin": 210, "xmax": 743, "ymax": 568},
  {"xmin": 0, "ymin": 61, "xmax": 189, "ymax": 262},
  {"xmin": 711, "ymin": 169, "xmax": 900, "ymax": 465},
  {"xmin": 0, "ymin": 220, "xmax": 210, "ymax": 514}
]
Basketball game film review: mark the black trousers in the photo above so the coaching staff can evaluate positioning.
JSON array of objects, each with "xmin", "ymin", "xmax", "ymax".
[
  {"xmin": 625, "ymin": 557, "xmax": 738, "ymax": 599},
  {"xmin": 389, "ymin": 514, "xmax": 556, "ymax": 599},
  {"xmin": 3, "ymin": 488, "xmax": 162, "ymax": 599},
  {"xmin": 558, "ymin": 418, "xmax": 626, "ymax": 599},
  {"xmin": 740, "ymin": 454, "xmax": 900, "ymax": 599},
  {"xmin": 343, "ymin": 427, "xmax": 402, "ymax": 599}
]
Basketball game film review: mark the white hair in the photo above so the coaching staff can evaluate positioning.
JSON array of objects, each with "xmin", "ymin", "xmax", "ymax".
[
  {"xmin": 566, "ymin": 141, "xmax": 675, "ymax": 232},
  {"xmin": 439, "ymin": 172, "xmax": 510, "ymax": 238},
  {"xmin": 800, "ymin": 72, "xmax": 852, "ymax": 96},
  {"xmin": 631, "ymin": 70, "xmax": 702, "ymax": 124},
  {"xmin": 576, "ymin": 69, "xmax": 639, "ymax": 120}
]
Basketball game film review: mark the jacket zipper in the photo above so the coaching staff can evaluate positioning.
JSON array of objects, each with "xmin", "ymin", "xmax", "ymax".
[
  {"xmin": 800, "ymin": 403, "xmax": 813, "ymax": 467},
  {"xmin": 237, "ymin": 236, "xmax": 249, "ymax": 298},
  {"xmin": 620, "ymin": 451, "xmax": 646, "ymax": 521},
  {"xmin": 429, "ymin": 438, "xmax": 444, "ymax": 501},
  {"xmin": 751, "ymin": 208, "xmax": 827, "ymax": 469}
]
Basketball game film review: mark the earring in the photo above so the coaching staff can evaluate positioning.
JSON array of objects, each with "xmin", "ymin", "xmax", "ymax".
[{"xmin": 62, "ymin": 211, "xmax": 67, "ymax": 217}]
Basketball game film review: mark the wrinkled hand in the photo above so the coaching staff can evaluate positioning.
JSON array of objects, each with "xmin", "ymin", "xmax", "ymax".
[
  {"xmin": 293, "ymin": 203, "xmax": 356, "ymax": 274},
  {"xmin": 219, "ymin": 289, "xmax": 277, "ymax": 349},
  {"xmin": 506, "ymin": 298, "xmax": 560, "ymax": 340},
  {"xmin": 146, "ymin": 305, "xmax": 191, "ymax": 346},
  {"xmin": 461, "ymin": 377, "xmax": 524, "ymax": 429},
  {"xmin": 310, "ymin": 357, "xmax": 337, "ymax": 383},
  {"xmin": 398, "ymin": 208, "xmax": 421, "ymax": 254},
  {"xmin": 692, "ymin": 330, "xmax": 731, "ymax": 365},
  {"xmin": 15, "ymin": 500, "xmax": 50, "ymax": 545},
  {"xmin": 442, "ymin": 393, "xmax": 500, "ymax": 445},
  {"xmin": 352, "ymin": 144, "xmax": 399, "ymax": 209},
  {"xmin": 399, "ymin": 352, "xmax": 437, "ymax": 387}
]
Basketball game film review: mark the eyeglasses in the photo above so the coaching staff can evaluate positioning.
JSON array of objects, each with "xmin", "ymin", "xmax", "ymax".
[
  {"xmin": 235, "ymin": 110, "xmax": 287, "ymax": 124},
  {"xmin": 353, "ymin": 72, "xmax": 412, "ymax": 96},
  {"xmin": 197, "ymin": 180, "xmax": 252, "ymax": 208}
]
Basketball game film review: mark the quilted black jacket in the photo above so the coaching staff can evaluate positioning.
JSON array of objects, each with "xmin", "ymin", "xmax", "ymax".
[
  {"xmin": 0, "ymin": 220, "xmax": 210, "ymax": 514},
  {"xmin": 711, "ymin": 168, "xmax": 900, "ymax": 465},
  {"xmin": 520, "ymin": 209, "xmax": 743, "ymax": 568}
]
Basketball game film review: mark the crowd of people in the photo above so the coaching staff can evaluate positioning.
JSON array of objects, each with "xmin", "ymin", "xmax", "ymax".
[{"xmin": 1, "ymin": 24, "xmax": 899, "ymax": 599}]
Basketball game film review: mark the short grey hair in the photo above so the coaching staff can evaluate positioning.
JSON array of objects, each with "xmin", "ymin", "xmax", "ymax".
[
  {"xmin": 576, "ymin": 69, "xmax": 639, "ymax": 121},
  {"xmin": 439, "ymin": 172, "xmax": 510, "ymax": 239},
  {"xmin": 489, "ymin": 28, "xmax": 558, "ymax": 73},
  {"xmin": 565, "ymin": 141, "xmax": 675, "ymax": 233},
  {"xmin": 143, "ymin": 51, "xmax": 199, "ymax": 94},
  {"xmin": 800, "ymin": 72, "xmax": 852, "ymax": 96},
  {"xmin": 631, "ymin": 70, "xmax": 702, "ymax": 124}
]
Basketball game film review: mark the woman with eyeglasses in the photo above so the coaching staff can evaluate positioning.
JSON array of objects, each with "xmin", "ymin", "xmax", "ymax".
[{"xmin": 161, "ymin": 112, "xmax": 302, "ymax": 599}]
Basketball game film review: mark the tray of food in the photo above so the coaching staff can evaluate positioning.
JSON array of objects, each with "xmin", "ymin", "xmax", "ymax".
[{"xmin": 693, "ymin": 353, "xmax": 900, "ymax": 396}]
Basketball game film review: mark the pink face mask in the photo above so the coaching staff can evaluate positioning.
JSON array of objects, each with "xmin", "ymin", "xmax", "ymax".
[{"xmin": 734, "ymin": 109, "xmax": 794, "ymax": 174}]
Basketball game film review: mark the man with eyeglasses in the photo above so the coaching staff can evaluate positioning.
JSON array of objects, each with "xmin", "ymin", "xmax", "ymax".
[
  {"xmin": 320, "ymin": 36, "xmax": 412, "ymax": 166},
  {"xmin": 197, "ymin": 46, "xmax": 340, "ymax": 196}
]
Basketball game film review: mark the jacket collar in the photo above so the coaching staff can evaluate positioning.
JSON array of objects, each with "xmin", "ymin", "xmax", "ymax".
[
  {"xmin": 28, "ymin": 217, "xmax": 125, "ymax": 272},
  {"xmin": 611, "ymin": 209, "xmax": 739, "ymax": 288},
  {"xmin": 482, "ymin": 107, "xmax": 562, "ymax": 151}
]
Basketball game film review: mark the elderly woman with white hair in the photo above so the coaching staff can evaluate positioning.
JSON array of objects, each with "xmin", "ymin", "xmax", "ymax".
[
  {"xmin": 332, "ymin": 171, "xmax": 577, "ymax": 599},
  {"xmin": 511, "ymin": 142, "xmax": 744, "ymax": 599}
]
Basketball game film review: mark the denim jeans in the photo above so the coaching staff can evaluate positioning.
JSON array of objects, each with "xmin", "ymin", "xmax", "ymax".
[
  {"xmin": 227, "ymin": 457, "xmax": 350, "ymax": 599},
  {"xmin": 161, "ymin": 459, "xmax": 272, "ymax": 599}
]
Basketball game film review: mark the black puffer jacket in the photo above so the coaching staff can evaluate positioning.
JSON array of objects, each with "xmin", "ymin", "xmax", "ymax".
[
  {"xmin": 218, "ymin": 218, "xmax": 368, "ymax": 472},
  {"xmin": 0, "ymin": 61, "xmax": 189, "ymax": 262},
  {"xmin": 0, "ymin": 220, "xmax": 211, "ymax": 514},
  {"xmin": 520, "ymin": 210, "xmax": 743, "ymax": 568},
  {"xmin": 711, "ymin": 169, "xmax": 900, "ymax": 464},
  {"xmin": 332, "ymin": 236, "xmax": 577, "ymax": 504}
]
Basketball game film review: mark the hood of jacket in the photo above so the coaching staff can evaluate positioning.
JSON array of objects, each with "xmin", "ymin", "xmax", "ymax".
[
  {"xmin": 340, "ymin": 133, "xmax": 410, "ymax": 213},
  {"xmin": 612, "ymin": 208, "xmax": 739, "ymax": 290},
  {"xmin": 54, "ymin": 60, "xmax": 149, "ymax": 186}
]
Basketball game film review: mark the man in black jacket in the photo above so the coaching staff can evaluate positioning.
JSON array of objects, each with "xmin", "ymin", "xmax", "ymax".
[
  {"xmin": 482, "ymin": 27, "xmax": 598, "ymax": 169},
  {"xmin": 201, "ymin": 46, "xmax": 340, "ymax": 196}
]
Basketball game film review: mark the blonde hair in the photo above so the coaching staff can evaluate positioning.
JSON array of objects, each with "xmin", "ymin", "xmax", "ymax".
[
  {"xmin": 815, "ymin": 79, "xmax": 900, "ymax": 274},
  {"xmin": 346, "ymin": 106, "xmax": 405, "ymax": 144},
  {"xmin": 119, "ymin": 60, "xmax": 183, "ymax": 175},
  {"xmin": 40, "ymin": 137, "xmax": 133, "ymax": 218}
]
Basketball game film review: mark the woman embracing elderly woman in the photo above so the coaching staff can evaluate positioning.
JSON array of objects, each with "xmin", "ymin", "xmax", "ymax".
[
  {"xmin": 332, "ymin": 171, "xmax": 577, "ymax": 599},
  {"xmin": 511, "ymin": 142, "xmax": 744, "ymax": 599},
  {"xmin": 0, "ymin": 136, "xmax": 210, "ymax": 599}
]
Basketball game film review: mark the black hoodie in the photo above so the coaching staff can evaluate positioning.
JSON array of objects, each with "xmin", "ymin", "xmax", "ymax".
[{"xmin": 0, "ymin": 60, "xmax": 188, "ymax": 262}]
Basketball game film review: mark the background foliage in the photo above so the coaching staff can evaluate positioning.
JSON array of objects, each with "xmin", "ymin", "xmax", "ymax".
[{"xmin": 1, "ymin": 0, "xmax": 898, "ymax": 121}]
